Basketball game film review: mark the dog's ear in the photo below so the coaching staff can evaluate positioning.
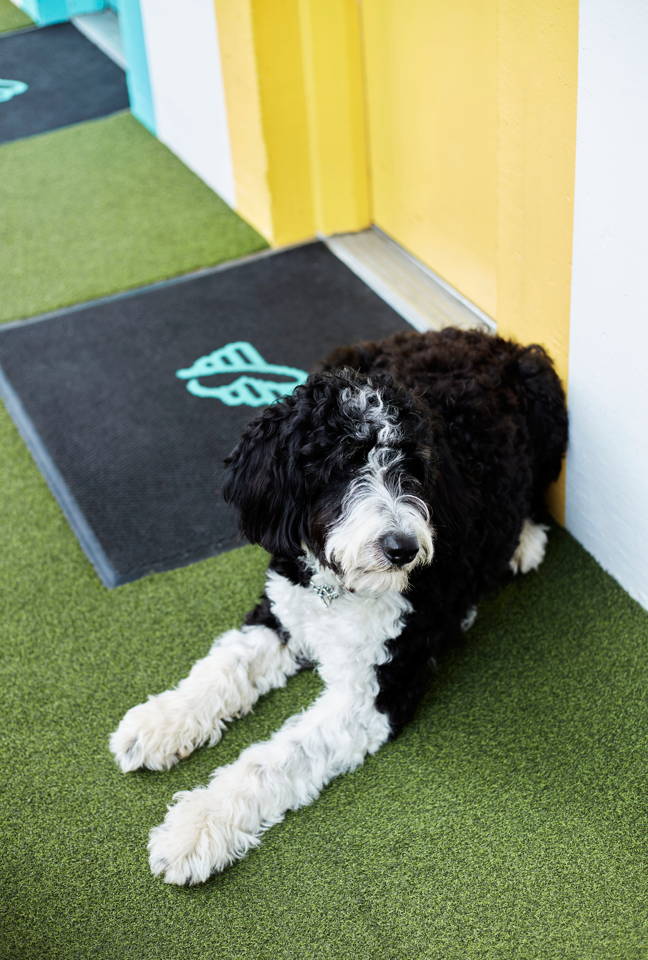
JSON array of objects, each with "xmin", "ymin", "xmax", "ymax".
[{"xmin": 223, "ymin": 398, "xmax": 307, "ymax": 557}]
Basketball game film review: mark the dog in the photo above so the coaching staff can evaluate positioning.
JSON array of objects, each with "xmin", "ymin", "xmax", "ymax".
[{"xmin": 110, "ymin": 326, "xmax": 568, "ymax": 885}]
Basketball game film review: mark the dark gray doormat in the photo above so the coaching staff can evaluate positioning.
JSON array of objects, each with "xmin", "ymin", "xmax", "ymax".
[
  {"xmin": 0, "ymin": 23, "xmax": 128, "ymax": 144},
  {"xmin": 0, "ymin": 243, "xmax": 409, "ymax": 586}
]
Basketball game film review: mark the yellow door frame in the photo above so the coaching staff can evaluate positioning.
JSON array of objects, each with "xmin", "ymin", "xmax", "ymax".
[{"xmin": 216, "ymin": 0, "xmax": 371, "ymax": 247}]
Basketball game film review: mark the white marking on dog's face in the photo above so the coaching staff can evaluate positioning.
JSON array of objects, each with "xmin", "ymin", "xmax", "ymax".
[{"xmin": 323, "ymin": 387, "xmax": 434, "ymax": 595}]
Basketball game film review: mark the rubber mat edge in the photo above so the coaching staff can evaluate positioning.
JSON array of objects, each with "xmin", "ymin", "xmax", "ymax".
[{"xmin": 0, "ymin": 364, "xmax": 119, "ymax": 588}]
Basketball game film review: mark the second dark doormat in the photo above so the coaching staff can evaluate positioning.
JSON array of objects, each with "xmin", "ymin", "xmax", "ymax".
[
  {"xmin": 0, "ymin": 243, "xmax": 409, "ymax": 586},
  {"xmin": 0, "ymin": 23, "xmax": 128, "ymax": 144}
]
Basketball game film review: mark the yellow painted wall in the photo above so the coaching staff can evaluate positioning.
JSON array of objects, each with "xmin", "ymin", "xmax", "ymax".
[
  {"xmin": 215, "ymin": 0, "xmax": 370, "ymax": 246},
  {"xmin": 496, "ymin": 0, "xmax": 578, "ymax": 517},
  {"xmin": 215, "ymin": 0, "xmax": 273, "ymax": 239},
  {"xmin": 253, "ymin": 0, "xmax": 316, "ymax": 245},
  {"xmin": 299, "ymin": 0, "xmax": 371, "ymax": 236},
  {"xmin": 496, "ymin": 0, "xmax": 578, "ymax": 391},
  {"xmin": 360, "ymin": 0, "xmax": 578, "ymax": 517},
  {"xmin": 361, "ymin": 0, "xmax": 498, "ymax": 319}
]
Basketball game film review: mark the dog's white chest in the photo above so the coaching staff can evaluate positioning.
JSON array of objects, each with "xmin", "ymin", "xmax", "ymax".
[{"xmin": 264, "ymin": 569, "xmax": 411, "ymax": 685}]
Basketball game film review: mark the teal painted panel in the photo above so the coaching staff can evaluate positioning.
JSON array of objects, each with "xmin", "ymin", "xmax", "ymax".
[
  {"xmin": 22, "ymin": 0, "xmax": 106, "ymax": 24},
  {"xmin": 67, "ymin": 0, "xmax": 105, "ymax": 14},
  {"xmin": 118, "ymin": 0, "xmax": 154, "ymax": 133},
  {"xmin": 23, "ymin": 0, "xmax": 68, "ymax": 23}
]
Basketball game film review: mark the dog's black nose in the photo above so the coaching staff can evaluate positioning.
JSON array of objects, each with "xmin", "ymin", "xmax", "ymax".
[{"xmin": 381, "ymin": 532, "xmax": 419, "ymax": 567}]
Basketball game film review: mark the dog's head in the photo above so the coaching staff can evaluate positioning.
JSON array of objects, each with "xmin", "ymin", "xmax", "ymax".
[{"xmin": 223, "ymin": 369, "xmax": 436, "ymax": 594}]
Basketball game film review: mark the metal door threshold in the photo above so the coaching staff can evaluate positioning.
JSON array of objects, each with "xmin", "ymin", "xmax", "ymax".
[{"xmin": 324, "ymin": 227, "xmax": 494, "ymax": 333}]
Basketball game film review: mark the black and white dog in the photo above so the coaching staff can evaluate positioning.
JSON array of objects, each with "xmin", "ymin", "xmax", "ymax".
[{"xmin": 110, "ymin": 327, "xmax": 567, "ymax": 885}]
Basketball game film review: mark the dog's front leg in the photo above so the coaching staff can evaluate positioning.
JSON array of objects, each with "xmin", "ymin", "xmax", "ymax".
[
  {"xmin": 110, "ymin": 623, "xmax": 299, "ymax": 772},
  {"xmin": 147, "ymin": 683, "xmax": 391, "ymax": 884}
]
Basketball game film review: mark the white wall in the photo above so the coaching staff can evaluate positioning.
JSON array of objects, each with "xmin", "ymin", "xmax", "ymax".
[
  {"xmin": 139, "ymin": 0, "xmax": 235, "ymax": 207},
  {"xmin": 567, "ymin": 0, "xmax": 648, "ymax": 608}
]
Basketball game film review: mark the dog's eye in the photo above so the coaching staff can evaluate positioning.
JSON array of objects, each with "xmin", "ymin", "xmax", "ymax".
[{"xmin": 305, "ymin": 440, "xmax": 362, "ymax": 486}]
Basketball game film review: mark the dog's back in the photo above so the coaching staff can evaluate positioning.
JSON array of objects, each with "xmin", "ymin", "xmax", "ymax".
[{"xmin": 323, "ymin": 327, "xmax": 567, "ymax": 518}]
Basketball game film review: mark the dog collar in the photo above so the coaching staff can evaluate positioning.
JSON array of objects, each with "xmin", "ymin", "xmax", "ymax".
[{"xmin": 311, "ymin": 582, "xmax": 341, "ymax": 607}]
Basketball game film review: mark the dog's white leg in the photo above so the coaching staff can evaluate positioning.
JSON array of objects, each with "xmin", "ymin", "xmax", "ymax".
[
  {"xmin": 509, "ymin": 518, "xmax": 549, "ymax": 575},
  {"xmin": 147, "ymin": 684, "xmax": 391, "ymax": 884},
  {"xmin": 109, "ymin": 626, "xmax": 299, "ymax": 773}
]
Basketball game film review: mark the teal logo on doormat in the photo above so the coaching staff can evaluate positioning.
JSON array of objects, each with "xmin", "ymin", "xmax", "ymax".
[
  {"xmin": 176, "ymin": 341, "xmax": 308, "ymax": 408},
  {"xmin": 0, "ymin": 79, "xmax": 28, "ymax": 103}
]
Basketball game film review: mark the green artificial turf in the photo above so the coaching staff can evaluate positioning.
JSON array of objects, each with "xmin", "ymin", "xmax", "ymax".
[
  {"xmin": 0, "ymin": 0, "xmax": 32, "ymax": 33},
  {"xmin": 0, "ymin": 111, "xmax": 266, "ymax": 324},
  {"xmin": 1, "ymin": 93, "xmax": 646, "ymax": 959},
  {"xmin": 1, "ymin": 386, "xmax": 647, "ymax": 959}
]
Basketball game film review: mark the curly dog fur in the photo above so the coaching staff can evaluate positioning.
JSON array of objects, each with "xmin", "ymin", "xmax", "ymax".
[{"xmin": 110, "ymin": 327, "xmax": 568, "ymax": 884}]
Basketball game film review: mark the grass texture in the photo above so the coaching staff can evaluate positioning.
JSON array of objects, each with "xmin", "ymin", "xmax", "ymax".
[
  {"xmin": 0, "ymin": 111, "xmax": 266, "ymax": 324},
  {"xmin": 0, "ymin": 0, "xmax": 32, "ymax": 33},
  {"xmin": 1, "ymin": 392, "xmax": 646, "ymax": 959},
  {"xmin": 0, "ymin": 85, "xmax": 645, "ymax": 959}
]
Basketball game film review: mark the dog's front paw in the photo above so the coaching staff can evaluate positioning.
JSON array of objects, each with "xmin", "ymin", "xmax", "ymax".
[
  {"xmin": 148, "ymin": 787, "xmax": 260, "ymax": 885},
  {"xmin": 110, "ymin": 692, "xmax": 204, "ymax": 772}
]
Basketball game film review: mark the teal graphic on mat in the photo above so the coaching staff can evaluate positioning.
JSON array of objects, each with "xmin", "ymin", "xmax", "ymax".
[
  {"xmin": 176, "ymin": 341, "xmax": 308, "ymax": 407},
  {"xmin": 0, "ymin": 79, "xmax": 28, "ymax": 103}
]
